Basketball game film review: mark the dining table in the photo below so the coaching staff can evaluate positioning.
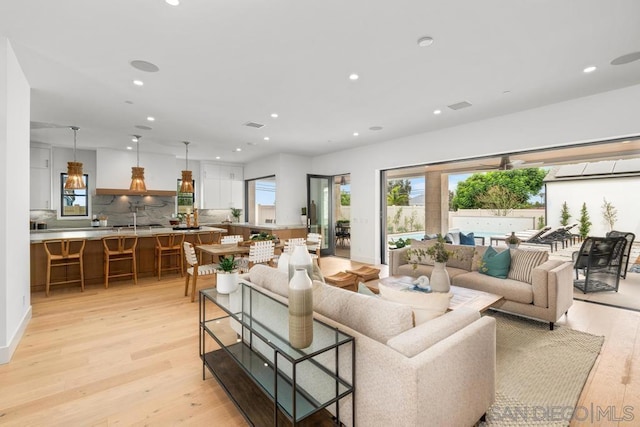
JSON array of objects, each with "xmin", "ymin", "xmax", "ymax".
[{"xmin": 197, "ymin": 241, "xmax": 285, "ymax": 262}]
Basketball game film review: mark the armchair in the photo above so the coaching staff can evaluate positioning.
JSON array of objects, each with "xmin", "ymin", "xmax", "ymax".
[{"xmin": 572, "ymin": 236, "xmax": 628, "ymax": 293}]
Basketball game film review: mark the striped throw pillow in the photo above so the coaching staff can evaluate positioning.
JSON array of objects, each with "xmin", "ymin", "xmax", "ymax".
[{"xmin": 507, "ymin": 249, "xmax": 549, "ymax": 284}]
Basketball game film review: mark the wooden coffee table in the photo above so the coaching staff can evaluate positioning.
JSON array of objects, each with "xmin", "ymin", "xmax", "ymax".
[{"xmin": 367, "ymin": 276, "xmax": 504, "ymax": 313}]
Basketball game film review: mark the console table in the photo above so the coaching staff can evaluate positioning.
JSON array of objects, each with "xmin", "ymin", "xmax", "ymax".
[{"xmin": 200, "ymin": 283, "xmax": 354, "ymax": 426}]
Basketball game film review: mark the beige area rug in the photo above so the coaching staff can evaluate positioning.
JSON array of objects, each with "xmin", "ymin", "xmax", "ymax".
[{"xmin": 481, "ymin": 312, "xmax": 604, "ymax": 427}]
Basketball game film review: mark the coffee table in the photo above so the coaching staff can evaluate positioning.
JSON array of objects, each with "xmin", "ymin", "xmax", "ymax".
[{"xmin": 367, "ymin": 276, "xmax": 504, "ymax": 313}]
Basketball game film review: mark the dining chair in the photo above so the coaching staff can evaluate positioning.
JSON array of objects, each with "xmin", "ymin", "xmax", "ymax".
[
  {"xmin": 236, "ymin": 240, "xmax": 275, "ymax": 273},
  {"xmin": 306, "ymin": 233, "xmax": 323, "ymax": 266},
  {"xmin": 43, "ymin": 238, "xmax": 86, "ymax": 296},
  {"xmin": 221, "ymin": 235, "xmax": 244, "ymax": 244},
  {"xmin": 196, "ymin": 230, "xmax": 222, "ymax": 264},
  {"xmin": 183, "ymin": 242, "xmax": 218, "ymax": 302}
]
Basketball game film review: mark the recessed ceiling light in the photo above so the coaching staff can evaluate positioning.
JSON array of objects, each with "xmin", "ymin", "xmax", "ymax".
[
  {"xmin": 583, "ymin": 65, "xmax": 597, "ymax": 73},
  {"xmin": 433, "ymin": 109, "xmax": 442, "ymax": 115},
  {"xmin": 349, "ymin": 73, "xmax": 359, "ymax": 81},
  {"xmin": 147, "ymin": 116, "xmax": 155, "ymax": 122},
  {"xmin": 234, "ymin": 148, "xmax": 242, "ymax": 152},
  {"xmin": 126, "ymin": 146, "xmax": 133, "ymax": 150},
  {"xmin": 133, "ymin": 80, "xmax": 144, "ymax": 86},
  {"xmin": 131, "ymin": 137, "xmax": 139, "ymax": 142},
  {"xmin": 264, "ymin": 137, "xmax": 270, "ymax": 141},
  {"xmin": 369, "ymin": 126, "xmax": 383, "ymax": 131},
  {"xmin": 130, "ymin": 60, "xmax": 160, "ymax": 72},
  {"xmin": 270, "ymin": 113, "xmax": 278, "ymax": 118},
  {"xmin": 417, "ymin": 36, "xmax": 434, "ymax": 47},
  {"xmin": 165, "ymin": 0, "xmax": 180, "ymax": 5},
  {"xmin": 215, "ymin": 156, "xmax": 221, "ymax": 160},
  {"xmin": 621, "ymin": 141, "xmax": 630, "ymax": 144},
  {"xmin": 353, "ymin": 132, "xmax": 359, "ymax": 136},
  {"xmin": 611, "ymin": 51, "xmax": 640, "ymax": 66}
]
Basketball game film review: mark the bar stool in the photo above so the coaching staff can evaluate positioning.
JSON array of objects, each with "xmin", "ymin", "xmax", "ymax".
[
  {"xmin": 155, "ymin": 233, "xmax": 185, "ymax": 280},
  {"xmin": 102, "ymin": 235, "xmax": 138, "ymax": 288},
  {"xmin": 196, "ymin": 230, "xmax": 221, "ymax": 264},
  {"xmin": 43, "ymin": 238, "xmax": 86, "ymax": 296}
]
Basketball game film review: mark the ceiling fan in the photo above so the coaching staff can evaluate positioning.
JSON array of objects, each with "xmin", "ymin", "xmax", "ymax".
[{"xmin": 480, "ymin": 155, "xmax": 544, "ymax": 171}]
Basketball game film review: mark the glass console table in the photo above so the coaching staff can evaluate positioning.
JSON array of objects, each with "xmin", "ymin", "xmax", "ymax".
[{"xmin": 199, "ymin": 281, "xmax": 354, "ymax": 426}]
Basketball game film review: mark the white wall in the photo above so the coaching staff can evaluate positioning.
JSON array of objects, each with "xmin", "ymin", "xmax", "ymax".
[
  {"xmin": 312, "ymin": 84, "xmax": 640, "ymax": 264},
  {"xmin": 547, "ymin": 177, "xmax": 640, "ymax": 237},
  {"xmin": 0, "ymin": 39, "xmax": 32, "ymax": 364},
  {"xmin": 96, "ymin": 148, "xmax": 177, "ymax": 191},
  {"xmin": 245, "ymin": 153, "xmax": 311, "ymax": 226}
]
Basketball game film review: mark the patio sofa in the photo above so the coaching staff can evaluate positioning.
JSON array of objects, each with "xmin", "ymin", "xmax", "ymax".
[
  {"xmin": 389, "ymin": 239, "xmax": 574, "ymax": 330},
  {"xmin": 242, "ymin": 264, "xmax": 496, "ymax": 427}
]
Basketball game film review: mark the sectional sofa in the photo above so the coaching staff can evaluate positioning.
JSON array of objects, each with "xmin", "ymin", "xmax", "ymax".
[
  {"xmin": 242, "ymin": 264, "xmax": 496, "ymax": 427},
  {"xmin": 389, "ymin": 239, "xmax": 574, "ymax": 330}
]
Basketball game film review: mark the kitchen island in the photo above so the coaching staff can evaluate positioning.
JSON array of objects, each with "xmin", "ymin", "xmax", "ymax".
[{"xmin": 30, "ymin": 226, "xmax": 227, "ymax": 292}]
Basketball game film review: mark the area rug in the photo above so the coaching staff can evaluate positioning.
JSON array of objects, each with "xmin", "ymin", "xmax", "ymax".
[{"xmin": 481, "ymin": 312, "xmax": 604, "ymax": 427}]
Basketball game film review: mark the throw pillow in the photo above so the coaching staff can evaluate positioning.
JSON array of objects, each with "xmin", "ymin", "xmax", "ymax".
[
  {"xmin": 479, "ymin": 246, "xmax": 511, "ymax": 279},
  {"xmin": 357, "ymin": 282, "xmax": 378, "ymax": 296},
  {"xmin": 378, "ymin": 282, "xmax": 451, "ymax": 325},
  {"xmin": 459, "ymin": 231, "xmax": 475, "ymax": 246},
  {"xmin": 507, "ymin": 249, "xmax": 549, "ymax": 284}
]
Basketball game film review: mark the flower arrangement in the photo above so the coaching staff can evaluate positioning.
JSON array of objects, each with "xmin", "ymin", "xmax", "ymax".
[
  {"xmin": 250, "ymin": 231, "xmax": 276, "ymax": 241},
  {"xmin": 405, "ymin": 234, "xmax": 456, "ymax": 270},
  {"xmin": 388, "ymin": 237, "xmax": 409, "ymax": 249}
]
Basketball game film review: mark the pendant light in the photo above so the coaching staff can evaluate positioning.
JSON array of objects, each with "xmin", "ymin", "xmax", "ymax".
[
  {"xmin": 64, "ymin": 126, "xmax": 86, "ymax": 190},
  {"xmin": 129, "ymin": 135, "xmax": 147, "ymax": 192},
  {"xmin": 180, "ymin": 141, "xmax": 194, "ymax": 193}
]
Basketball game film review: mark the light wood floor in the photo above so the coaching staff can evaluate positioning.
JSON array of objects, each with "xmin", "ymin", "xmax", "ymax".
[{"xmin": 1, "ymin": 257, "xmax": 639, "ymax": 426}]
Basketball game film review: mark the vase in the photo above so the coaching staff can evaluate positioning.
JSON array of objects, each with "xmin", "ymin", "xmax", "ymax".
[
  {"xmin": 430, "ymin": 262, "xmax": 450, "ymax": 292},
  {"xmin": 288, "ymin": 244, "xmax": 313, "ymax": 282},
  {"xmin": 216, "ymin": 270, "xmax": 239, "ymax": 294},
  {"xmin": 288, "ymin": 268, "xmax": 313, "ymax": 349}
]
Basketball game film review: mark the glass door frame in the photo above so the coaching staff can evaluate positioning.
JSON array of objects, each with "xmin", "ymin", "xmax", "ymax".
[{"xmin": 306, "ymin": 174, "xmax": 335, "ymax": 257}]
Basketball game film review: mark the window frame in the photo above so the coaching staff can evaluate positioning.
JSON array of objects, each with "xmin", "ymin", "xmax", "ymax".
[{"xmin": 59, "ymin": 173, "xmax": 90, "ymax": 218}]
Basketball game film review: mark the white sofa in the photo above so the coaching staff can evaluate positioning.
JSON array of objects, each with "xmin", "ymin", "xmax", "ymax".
[
  {"xmin": 389, "ymin": 239, "xmax": 575, "ymax": 330},
  {"xmin": 242, "ymin": 264, "xmax": 496, "ymax": 427}
]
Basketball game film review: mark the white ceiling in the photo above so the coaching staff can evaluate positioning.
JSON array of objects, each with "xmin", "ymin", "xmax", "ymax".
[{"xmin": 2, "ymin": 0, "xmax": 640, "ymax": 164}]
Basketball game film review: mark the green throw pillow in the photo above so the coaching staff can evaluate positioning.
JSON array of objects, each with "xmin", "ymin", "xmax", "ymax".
[{"xmin": 479, "ymin": 246, "xmax": 511, "ymax": 278}]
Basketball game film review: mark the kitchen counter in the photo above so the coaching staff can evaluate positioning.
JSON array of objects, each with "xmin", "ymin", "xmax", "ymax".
[
  {"xmin": 29, "ymin": 226, "xmax": 227, "ymax": 243},
  {"xmin": 204, "ymin": 222, "xmax": 307, "ymax": 230}
]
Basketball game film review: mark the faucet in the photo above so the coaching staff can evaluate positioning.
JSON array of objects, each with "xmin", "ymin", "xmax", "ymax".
[{"xmin": 133, "ymin": 212, "xmax": 137, "ymax": 234}]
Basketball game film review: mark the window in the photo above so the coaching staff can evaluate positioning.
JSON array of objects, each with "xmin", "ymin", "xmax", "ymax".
[
  {"xmin": 60, "ymin": 173, "xmax": 89, "ymax": 217},
  {"xmin": 177, "ymin": 179, "xmax": 196, "ymax": 214},
  {"xmin": 247, "ymin": 176, "xmax": 276, "ymax": 224}
]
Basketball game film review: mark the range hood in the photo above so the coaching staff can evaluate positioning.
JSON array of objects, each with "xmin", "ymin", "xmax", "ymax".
[{"xmin": 96, "ymin": 188, "xmax": 177, "ymax": 196}]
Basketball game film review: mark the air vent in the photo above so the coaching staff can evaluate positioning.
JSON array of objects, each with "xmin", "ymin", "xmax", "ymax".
[
  {"xmin": 243, "ymin": 121, "xmax": 265, "ymax": 129},
  {"xmin": 447, "ymin": 101, "xmax": 473, "ymax": 110},
  {"xmin": 135, "ymin": 125, "xmax": 153, "ymax": 130}
]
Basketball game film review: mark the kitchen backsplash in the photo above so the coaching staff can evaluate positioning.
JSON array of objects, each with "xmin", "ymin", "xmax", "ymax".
[{"xmin": 30, "ymin": 195, "xmax": 233, "ymax": 228}]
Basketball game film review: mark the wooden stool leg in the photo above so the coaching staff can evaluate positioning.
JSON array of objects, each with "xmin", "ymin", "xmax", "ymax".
[
  {"xmin": 184, "ymin": 273, "xmax": 190, "ymax": 297},
  {"xmin": 104, "ymin": 255, "xmax": 110, "ymax": 289},
  {"xmin": 80, "ymin": 257, "xmax": 85, "ymax": 292},
  {"xmin": 132, "ymin": 251, "xmax": 138, "ymax": 285},
  {"xmin": 46, "ymin": 259, "xmax": 51, "ymax": 297},
  {"xmin": 191, "ymin": 271, "xmax": 198, "ymax": 303}
]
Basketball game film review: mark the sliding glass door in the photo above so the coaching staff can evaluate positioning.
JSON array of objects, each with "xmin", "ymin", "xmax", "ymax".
[{"xmin": 307, "ymin": 175, "xmax": 333, "ymax": 256}]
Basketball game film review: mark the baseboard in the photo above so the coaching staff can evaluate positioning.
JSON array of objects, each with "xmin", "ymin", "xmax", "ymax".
[{"xmin": 0, "ymin": 305, "xmax": 32, "ymax": 364}]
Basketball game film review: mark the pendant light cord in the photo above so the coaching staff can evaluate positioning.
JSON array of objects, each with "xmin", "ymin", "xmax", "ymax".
[
  {"xmin": 184, "ymin": 141, "xmax": 190, "ymax": 170},
  {"xmin": 134, "ymin": 135, "xmax": 142, "ymax": 167},
  {"xmin": 71, "ymin": 126, "xmax": 79, "ymax": 161}
]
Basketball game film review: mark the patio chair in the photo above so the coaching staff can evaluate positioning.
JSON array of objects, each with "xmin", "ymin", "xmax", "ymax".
[
  {"xmin": 526, "ymin": 226, "xmax": 567, "ymax": 252},
  {"xmin": 606, "ymin": 230, "xmax": 635, "ymax": 279},
  {"xmin": 572, "ymin": 236, "xmax": 627, "ymax": 293}
]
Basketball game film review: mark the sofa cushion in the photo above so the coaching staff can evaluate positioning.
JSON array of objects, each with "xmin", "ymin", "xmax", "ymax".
[
  {"xmin": 386, "ymin": 308, "xmax": 481, "ymax": 357},
  {"xmin": 378, "ymin": 282, "xmax": 451, "ymax": 325},
  {"xmin": 479, "ymin": 246, "xmax": 511, "ymax": 279},
  {"xmin": 507, "ymin": 249, "xmax": 549, "ymax": 284},
  {"xmin": 445, "ymin": 244, "xmax": 475, "ymax": 270},
  {"xmin": 452, "ymin": 272, "xmax": 533, "ymax": 304},
  {"xmin": 248, "ymin": 264, "xmax": 290, "ymax": 298},
  {"xmin": 408, "ymin": 239, "xmax": 435, "ymax": 266},
  {"xmin": 313, "ymin": 281, "xmax": 414, "ymax": 343},
  {"xmin": 459, "ymin": 232, "xmax": 476, "ymax": 246}
]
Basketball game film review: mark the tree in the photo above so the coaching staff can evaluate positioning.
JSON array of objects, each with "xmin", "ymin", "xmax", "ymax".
[
  {"xmin": 340, "ymin": 191, "xmax": 350, "ymax": 206},
  {"xmin": 451, "ymin": 168, "xmax": 547, "ymax": 210},
  {"xmin": 579, "ymin": 202, "xmax": 591, "ymax": 238},
  {"xmin": 560, "ymin": 201, "xmax": 571, "ymax": 226},
  {"xmin": 475, "ymin": 185, "xmax": 520, "ymax": 216},
  {"xmin": 387, "ymin": 179, "xmax": 411, "ymax": 206},
  {"xmin": 601, "ymin": 198, "xmax": 617, "ymax": 231}
]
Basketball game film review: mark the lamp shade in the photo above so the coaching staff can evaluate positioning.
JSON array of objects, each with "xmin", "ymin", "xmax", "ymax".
[
  {"xmin": 180, "ymin": 170, "xmax": 194, "ymax": 193},
  {"xmin": 130, "ymin": 166, "xmax": 147, "ymax": 192}
]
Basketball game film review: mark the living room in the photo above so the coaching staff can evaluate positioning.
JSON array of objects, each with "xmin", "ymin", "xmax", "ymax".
[{"xmin": 2, "ymin": 1, "xmax": 640, "ymax": 425}]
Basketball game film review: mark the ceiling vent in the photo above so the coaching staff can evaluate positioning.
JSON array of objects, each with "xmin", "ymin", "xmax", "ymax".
[
  {"xmin": 447, "ymin": 101, "xmax": 473, "ymax": 110},
  {"xmin": 243, "ymin": 121, "xmax": 265, "ymax": 129}
]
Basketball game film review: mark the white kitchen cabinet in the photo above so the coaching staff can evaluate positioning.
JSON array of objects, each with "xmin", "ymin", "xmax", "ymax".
[
  {"xmin": 30, "ymin": 145, "xmax": 52, "ymax": 209},
  {"xmin": 201, "ymin": 163, "xmax": 243, "ymax": 209}
]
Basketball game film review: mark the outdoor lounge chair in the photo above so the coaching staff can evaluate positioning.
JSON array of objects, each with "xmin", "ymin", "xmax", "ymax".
[
  {"xmin": 572, "ymin": 236, "xmax": 628, "ymax": 293},
  {"xmin": 606, "ymin": 230, "xmax": 635, "ymax": 279},
  {"xmin": 526, "ymin": 226, "xmax": 570, "ymax": 252}
]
